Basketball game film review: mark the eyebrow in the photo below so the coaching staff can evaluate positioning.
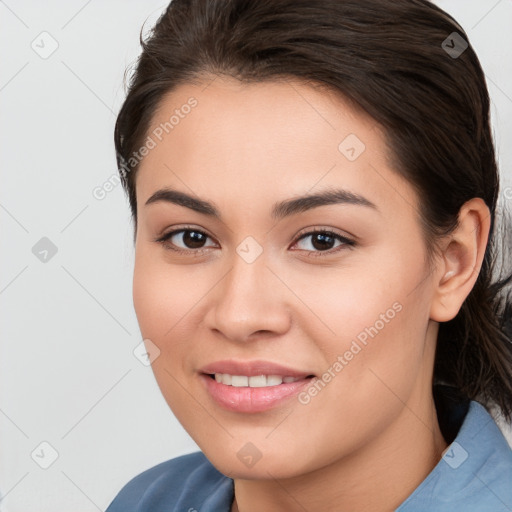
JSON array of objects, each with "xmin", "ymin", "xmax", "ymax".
[{"xmin": 144, "ymin": 187, "xmax": 378, "ymax": 220}]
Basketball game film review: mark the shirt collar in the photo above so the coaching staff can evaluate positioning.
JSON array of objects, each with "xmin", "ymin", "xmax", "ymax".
[{"xmin": 397, "ymin": 399, "xmax": 512, "ymax": 510}]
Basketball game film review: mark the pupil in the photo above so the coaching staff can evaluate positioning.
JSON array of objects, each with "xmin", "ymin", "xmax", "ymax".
[
  {"xmin": 184, "ymin": 231, "xmax": 205, "ymax": 249},
  {"xmin": 312, "ymin": 233, "xmax": 334, "ymax": 251}
]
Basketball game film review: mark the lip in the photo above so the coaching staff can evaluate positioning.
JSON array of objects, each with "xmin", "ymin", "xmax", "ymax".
[
  {"xmin": 198, "ymin": 359, "xmax": 316, "ymax": 413},
  {"xmin": 200, "ymin": 373, "xmax": 314, "ymax": 413},
  {"xmin": 199, "ymin": 359, "xmax": 314, "ymax": 378}
]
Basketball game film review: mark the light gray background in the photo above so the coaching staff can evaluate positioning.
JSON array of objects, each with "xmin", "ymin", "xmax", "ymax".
[{"xmin": 1, "ymin": 1, "xmax": 511, "ymax": 510}]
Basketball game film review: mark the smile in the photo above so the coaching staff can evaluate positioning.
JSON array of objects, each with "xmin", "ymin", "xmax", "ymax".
[
  {"xmin": 201, "ymin": 373, "xmax": 315, "ymax": 413},
  {"xmin": 211, "ymin": 373, "xmax": 304, "ymax": 387}
]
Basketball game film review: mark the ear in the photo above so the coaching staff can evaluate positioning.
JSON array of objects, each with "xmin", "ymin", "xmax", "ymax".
[{"xmin": 430, "ymin": 198, "xmax": 491, "ymax": 322}]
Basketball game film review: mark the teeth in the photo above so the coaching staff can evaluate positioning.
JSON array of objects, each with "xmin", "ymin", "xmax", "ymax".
[
  {"xmin": 232, "ymin": 375, "xmax": 248, "ymax": 387},
  {"xmin": 283, "ymin": 376, "xmax": 300, "ymax": 383},
  {"xmin": 213, "ymin": 374, "xmax": 302, "ymax": 387},
  {"xmin": 266, "ymin": 375, "xmax": 283, "ymax": 386}
]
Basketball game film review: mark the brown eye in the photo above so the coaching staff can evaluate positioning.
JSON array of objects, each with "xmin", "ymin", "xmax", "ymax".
[
  {"xmin": 177, "ymin": 230, "xmax": 208, "ymax": 249},
  {"xmin": 156, "ymin": 228, "xmax": 217, "ymax": 253},
  {"xmin": 306, "ymin": 232, "xmax": 336, "ymax": 251},
  {"xmin": 293, "ymin": 229, "xmax": 354, "ymax": 255}
]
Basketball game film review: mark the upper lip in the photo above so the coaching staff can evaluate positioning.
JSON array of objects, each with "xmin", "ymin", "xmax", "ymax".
[{"xmin": 200, "ymin": 359, "xmax": 315, "ymax": 378}]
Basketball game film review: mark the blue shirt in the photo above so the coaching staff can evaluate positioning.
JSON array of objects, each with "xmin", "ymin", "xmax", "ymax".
[{"xmin": 106, "ymin": 400, "xmax": 512, "ymax": 511}]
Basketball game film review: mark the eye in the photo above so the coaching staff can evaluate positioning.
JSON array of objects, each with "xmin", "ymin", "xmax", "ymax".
[
  {"xmin": 291, "ymin": 228, "xmax": 355, "ymax": 257},
  {"xmin": 155, "ymin": 226, "xmax": 217, "ymax": 255},
  {"xmin": 155, "ymin": 226, "xmax": 355, "ymax": 257}
]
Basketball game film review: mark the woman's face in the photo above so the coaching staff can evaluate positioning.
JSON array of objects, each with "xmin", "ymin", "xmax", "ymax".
[{"xmin": 133, "ymin": 76, "xmax": 441, "ymax": 479}]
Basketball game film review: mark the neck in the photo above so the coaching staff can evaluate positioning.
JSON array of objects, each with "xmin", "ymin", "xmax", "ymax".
[{"xmin": 231, "ymin": 394, "xmax": 448, "ymax": 512}]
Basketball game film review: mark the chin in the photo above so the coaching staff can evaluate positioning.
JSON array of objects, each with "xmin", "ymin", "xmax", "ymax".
[{"xmin": 200, "ymin": 443, "xmax": 313, "ymax": 481}]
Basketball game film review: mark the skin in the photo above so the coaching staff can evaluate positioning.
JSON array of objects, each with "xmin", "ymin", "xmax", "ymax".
[{"xmin": 132, "ymin": 75, "xmax": 490, "ymax": 512}]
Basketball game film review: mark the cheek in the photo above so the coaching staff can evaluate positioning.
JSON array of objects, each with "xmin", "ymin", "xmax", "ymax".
[
  {"xmin": 132, "ymin": 248, "xmax": 217, "ymax": 389},
  {"xmin": 280, "ymin": 251, "xmax": 416, "ymax": 347},
  {"xmin": 132, "ymin": 252, "xmax": 197, "ymax": 410},
  {"xmin": 291, "ymin": 243, "xmax": 430, "ymax": 390},
  {"xmin": 132, "ymin": 249, "xmax": 201, "ymax": 339}
]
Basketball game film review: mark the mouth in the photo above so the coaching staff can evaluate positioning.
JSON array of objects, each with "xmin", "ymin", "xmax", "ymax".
[
  {"xmin": 204, "ymin": 373, "xmax": 315, "ymax": 387},
  {"xmin": 199, "ymin": 359, "xmax": 316, "ymax": 380},
  {"xmin": 200, "ymin": 371, "xmax": 316, "ymax": 413}
]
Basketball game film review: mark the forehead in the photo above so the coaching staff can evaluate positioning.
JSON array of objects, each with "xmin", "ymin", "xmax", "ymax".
[
  {"xmin": 135, "ymin": 76, "xmax": 418, "ymax": 220},
  {"xmin": 144, "ymin": 75, "xmax": 379, "ymax": 159}
]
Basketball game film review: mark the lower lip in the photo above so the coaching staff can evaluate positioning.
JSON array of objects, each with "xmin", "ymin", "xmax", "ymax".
[{"xmin": 200, "ymin": 374, "xmax": 314, "ymax": 413}]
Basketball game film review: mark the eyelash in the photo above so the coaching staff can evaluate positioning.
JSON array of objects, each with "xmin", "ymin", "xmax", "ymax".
[{"xmin": 154, "ymin": 225, "xmax": 356, "ymax": 258}]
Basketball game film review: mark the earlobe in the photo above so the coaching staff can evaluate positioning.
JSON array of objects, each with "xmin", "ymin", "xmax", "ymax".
[{"xmin": 430, "ymin": 198, "xmax": 491, "ymax": 323}]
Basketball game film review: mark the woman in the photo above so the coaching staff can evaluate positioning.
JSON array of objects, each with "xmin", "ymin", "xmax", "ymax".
[{"xmin": 106, "ymin": 0, "xmax": 512, "ymax": 510}]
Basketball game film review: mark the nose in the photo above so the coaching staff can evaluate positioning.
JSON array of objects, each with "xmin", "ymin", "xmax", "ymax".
[{"xmin": 205, "ymin": 250, "xmax": 291, "ymax": 343}]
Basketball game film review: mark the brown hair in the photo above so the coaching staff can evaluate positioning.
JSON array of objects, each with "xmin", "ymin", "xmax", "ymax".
[{"xmin": 114, "ymin": 0, "xmax": 512, "ymax": 418}]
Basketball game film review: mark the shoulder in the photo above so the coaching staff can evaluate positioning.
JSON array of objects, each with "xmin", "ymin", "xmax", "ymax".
[
  {"xmin": 461, "ymin": 402, "xmax": 512, "ymax": 505},
  {"xmin": 398, "ymin": 400, "xmax": 512, "ymax": 512},
  {"xmin": 105, "ymin": 451, "xmax": 234, "ymax": 512}
]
